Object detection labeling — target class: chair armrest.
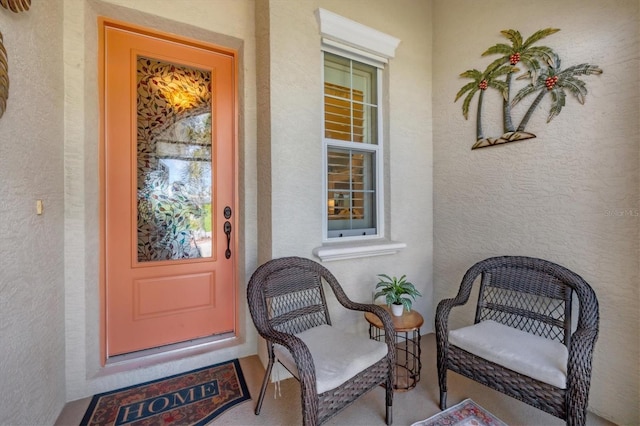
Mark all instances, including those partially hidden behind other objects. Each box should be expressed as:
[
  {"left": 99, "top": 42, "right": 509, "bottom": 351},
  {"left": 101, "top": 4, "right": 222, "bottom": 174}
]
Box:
[
  {"left": 564, "top": 326, "right": 598, "bottom": 424},
  {"left": 566, "top": 273, "right": 599, "bottom": 392},
  {"left": 435, "top": 297, "right": 458, "bottom": 342},
  {"left": 435, "top": 279, "right": 478, "bottom": 338},
  {"left": 435, "top": 267, "right": 482, "bottom": 376},
  {"left": 435, "top": 260, "right": 488, "bottom": 340},
  {"left": 566, "top": 326, "right": 598, "bottom": 387},
  {"left": 358, "top": 303, "right": 396, "bottom": 350}
]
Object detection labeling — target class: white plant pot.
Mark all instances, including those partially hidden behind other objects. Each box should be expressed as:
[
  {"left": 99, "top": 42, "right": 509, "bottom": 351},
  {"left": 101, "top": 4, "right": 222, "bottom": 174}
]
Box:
[{"left": 391, "top": 303, "right": 404, "bottom": 317}]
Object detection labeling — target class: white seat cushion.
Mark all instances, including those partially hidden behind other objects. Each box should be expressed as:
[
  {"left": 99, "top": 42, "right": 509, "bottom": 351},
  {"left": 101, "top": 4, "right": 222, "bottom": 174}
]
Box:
[
  {"left": 273, "top": 324, "right": 388, "bottom": 394},
  {"left": 449, "top": 320, "right": 568, "bottom": 389}
]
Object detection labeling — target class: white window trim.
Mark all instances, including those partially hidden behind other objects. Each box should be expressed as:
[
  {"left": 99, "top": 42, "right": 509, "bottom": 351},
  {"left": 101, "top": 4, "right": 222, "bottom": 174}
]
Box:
[
  {"left": 313, "top": 240, "right": 407, "bottom": 262},
  {"left": 314, "top": 9, "right": 405, "bottom": 261},
  {"left": 316, "top": 8, "right": 401, "bottom": 64}
]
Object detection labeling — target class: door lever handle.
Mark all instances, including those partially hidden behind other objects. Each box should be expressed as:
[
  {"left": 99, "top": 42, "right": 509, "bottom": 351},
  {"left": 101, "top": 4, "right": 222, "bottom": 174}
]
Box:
[
  {"left": 224, "top": 221, "right": 232, "bottom": 259},
  {"left": 223, "top": 206, "right": 232, "bottom": 259}
]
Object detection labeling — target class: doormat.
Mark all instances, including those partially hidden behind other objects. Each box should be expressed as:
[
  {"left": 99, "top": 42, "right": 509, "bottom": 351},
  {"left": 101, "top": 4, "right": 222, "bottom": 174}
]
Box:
[
  {"left": 80, "top": 359, "right": 250, "bottom": 426},
  {"left": 411, "top": 398, "right": 508, "bottom": 426}
]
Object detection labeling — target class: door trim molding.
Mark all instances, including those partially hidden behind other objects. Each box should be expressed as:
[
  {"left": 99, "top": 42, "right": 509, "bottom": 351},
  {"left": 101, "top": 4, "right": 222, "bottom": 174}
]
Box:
[{"left": 98, "top": 17, "right": 238, "bottom": 366}]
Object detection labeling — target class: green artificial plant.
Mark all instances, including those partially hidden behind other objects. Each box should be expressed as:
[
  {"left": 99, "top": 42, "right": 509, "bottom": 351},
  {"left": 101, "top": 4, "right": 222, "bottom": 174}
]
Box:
[{"left": 374, "top": 274, "right": 422, "bottom": 312}]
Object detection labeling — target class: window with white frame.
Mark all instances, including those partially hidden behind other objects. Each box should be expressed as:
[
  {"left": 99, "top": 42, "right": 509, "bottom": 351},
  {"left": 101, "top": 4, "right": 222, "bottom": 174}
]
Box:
[
  {"left": 323, "top": 52, "right": 380, "bottom": 239},
  {"left": 315, "top": 9, "right": 401, "bottom": 256}
]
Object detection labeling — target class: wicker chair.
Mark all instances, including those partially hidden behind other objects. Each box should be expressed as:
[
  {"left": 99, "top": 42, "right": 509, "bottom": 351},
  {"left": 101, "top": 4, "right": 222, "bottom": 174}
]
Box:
[
  {"left": 247, "top": 256, "right": 395, "bottom": 426},
  {"left": 436, "top": 256, "right": 599, "bottom": 426}
]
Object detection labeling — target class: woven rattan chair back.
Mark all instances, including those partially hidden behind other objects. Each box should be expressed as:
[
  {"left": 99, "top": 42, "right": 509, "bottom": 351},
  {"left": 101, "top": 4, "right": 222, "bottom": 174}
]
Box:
[
  {"left": 262, "top": 264, "right": 331, "bottom": 336},
  {"left": 474, "top": 260, "right": 573, "bottom": 346},
  {"left": 436, "top": 256, "right": 599, "bottom": 426}
]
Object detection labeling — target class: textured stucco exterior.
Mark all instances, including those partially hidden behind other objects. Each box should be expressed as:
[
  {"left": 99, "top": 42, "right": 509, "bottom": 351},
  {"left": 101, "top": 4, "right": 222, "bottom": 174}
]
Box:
[
  {"left": 0, "top": 2, "right": 65, "bottom": 425},
  {"left": 432, "top": 1, "right": 639, "bottom": 424},
  {"left": 0, "top": 0, "right": 637, "bottom": 425}
]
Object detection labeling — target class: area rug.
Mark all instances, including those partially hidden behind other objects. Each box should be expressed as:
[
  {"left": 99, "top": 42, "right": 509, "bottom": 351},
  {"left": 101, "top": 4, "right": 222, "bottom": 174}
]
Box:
[
  {"left": 411, "top": 398, "right": 508, "bottom": 426},
  {"left": 80, "top": 359, "right": 250, "bottom": 426}
]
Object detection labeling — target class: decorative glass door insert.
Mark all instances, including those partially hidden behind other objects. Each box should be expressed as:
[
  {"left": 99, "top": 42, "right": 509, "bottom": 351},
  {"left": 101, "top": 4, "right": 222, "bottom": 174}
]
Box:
[{"left": 136, "top": 57, "right": 213, "bottom": 262}]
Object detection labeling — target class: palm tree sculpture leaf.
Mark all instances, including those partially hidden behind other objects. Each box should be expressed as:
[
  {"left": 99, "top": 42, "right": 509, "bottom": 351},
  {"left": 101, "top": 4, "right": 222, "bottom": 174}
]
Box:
[
  {"left": 456, "top": 28, "right": 602, "bottom": 149},
  {"left": 455, "top": 64, "right": 516, "bottom": 141}
]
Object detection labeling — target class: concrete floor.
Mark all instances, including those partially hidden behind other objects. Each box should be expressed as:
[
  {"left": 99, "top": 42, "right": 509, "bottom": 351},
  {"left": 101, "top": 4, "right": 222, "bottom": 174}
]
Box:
[{"left": 55, "top": 333, "right": 615, "bottom": 425}]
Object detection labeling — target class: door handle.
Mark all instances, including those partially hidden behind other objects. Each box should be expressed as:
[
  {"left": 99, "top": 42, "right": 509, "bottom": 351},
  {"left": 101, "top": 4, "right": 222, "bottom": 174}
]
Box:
[{"left": 223, "top": 206, "right": 232, "bottom": 259}]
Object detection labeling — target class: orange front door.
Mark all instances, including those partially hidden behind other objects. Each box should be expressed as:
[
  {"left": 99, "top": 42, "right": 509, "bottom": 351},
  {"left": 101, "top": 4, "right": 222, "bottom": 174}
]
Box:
[{"left": 101, "top": 21, "right": 237, "bottom": 357}]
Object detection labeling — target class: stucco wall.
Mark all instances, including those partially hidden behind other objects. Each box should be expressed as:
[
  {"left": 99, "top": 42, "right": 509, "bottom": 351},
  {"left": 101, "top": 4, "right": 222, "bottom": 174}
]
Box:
[
  {"left": 0, "top": 2, "right": 65, "bottom": 425},
  {"left": 432, "top": 1, "right": 639, "bottom": 424},
  {"left": 4, "top": 1, "right": 635, "bottom": 424},
  {"left": 63, "top": 0, "right": 259, "bottom": 400},
  {"left": 261, "top": 0, "right": 433, "bottom": 338}
]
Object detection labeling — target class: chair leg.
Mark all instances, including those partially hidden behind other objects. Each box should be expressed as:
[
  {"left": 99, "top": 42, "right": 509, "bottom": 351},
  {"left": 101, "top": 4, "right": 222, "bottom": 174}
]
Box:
[
  {"left": 255, "top": 357, "right": 275, "bottom": 415},
  {"left": 437, "top": 360, "right": 447, "bottom": 410},
  {"left": 386, "top": 376, "right": 393, "bottom": 425},
  {"left": 439, "top": 390, "right": 447, "bottom": 410}
]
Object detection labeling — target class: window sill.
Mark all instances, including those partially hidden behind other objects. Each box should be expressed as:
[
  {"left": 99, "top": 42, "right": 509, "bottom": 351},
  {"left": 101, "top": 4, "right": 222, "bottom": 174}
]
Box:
[{"left": 313, "top": 240, "right": 406, "bottom": 262}]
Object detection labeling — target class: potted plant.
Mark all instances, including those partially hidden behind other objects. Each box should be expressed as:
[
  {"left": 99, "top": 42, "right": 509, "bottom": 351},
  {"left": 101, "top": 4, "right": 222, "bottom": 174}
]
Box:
[{"left": 374, "top": 274, "right": 421, "bottom": 316}]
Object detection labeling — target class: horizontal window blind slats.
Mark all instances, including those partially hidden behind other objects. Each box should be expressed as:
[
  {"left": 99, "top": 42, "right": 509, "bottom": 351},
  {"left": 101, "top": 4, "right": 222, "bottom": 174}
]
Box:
[
  {"left": 325, "top": 108, "right": 351, "bottom": 121},
  {"left": 324, "top": 119, "right": 363, "bottom": 129},
  {"left": 324, "top": 82, "right": 364, "bottom": 102},
  {"left": 324, "top": 81, "right": 365, "bottom": 143},
  {"left": 324, "top": 96, "right": 365, "bottom": 111},
  {"left": 325, "top": 122, "right": 364, "bottom": 134},
  {"left": 326, "top": 130, "right": 353, "bottom": 141},
  {"left": 323, "top": 55, "right": 378, "bottom": 236},
  {"left": 325, "top": 120, "right": 351, "bottom": 133},
  {"left": 325, "top": 131, "right": 364, "bottom": 142}
]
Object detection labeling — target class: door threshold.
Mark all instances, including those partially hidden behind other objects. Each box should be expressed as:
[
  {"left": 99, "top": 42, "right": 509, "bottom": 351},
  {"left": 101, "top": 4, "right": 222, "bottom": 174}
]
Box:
[{"left": 100, "top": 332, "right": 237, "bottom": 376}]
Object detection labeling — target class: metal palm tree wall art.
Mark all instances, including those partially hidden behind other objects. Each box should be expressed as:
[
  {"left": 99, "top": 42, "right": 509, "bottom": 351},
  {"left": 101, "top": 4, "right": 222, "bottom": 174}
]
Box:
[
  {"left": 0, "top": 0, "right": 31, "bottom": 119},
  {"left": 0, "top": 0, "right": 30, "bottom": 12},
  {"left": 0, "top": 32, "right": 7, "bottom": 119},
  {"left": 456, "top": 28, "right": 603, "bottom": 150}
]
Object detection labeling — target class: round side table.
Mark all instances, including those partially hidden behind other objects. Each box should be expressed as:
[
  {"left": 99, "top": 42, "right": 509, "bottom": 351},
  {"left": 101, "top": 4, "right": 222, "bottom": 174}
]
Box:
[{"left": 365, "top": 306, "right": 423, "bottom": 391}]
